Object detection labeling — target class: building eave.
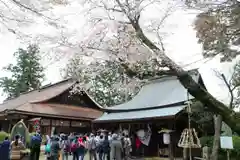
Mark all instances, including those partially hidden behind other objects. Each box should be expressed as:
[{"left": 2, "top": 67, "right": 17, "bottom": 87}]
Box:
[{"left": 6, "top": 110, "right": 96, "bottom": 121}]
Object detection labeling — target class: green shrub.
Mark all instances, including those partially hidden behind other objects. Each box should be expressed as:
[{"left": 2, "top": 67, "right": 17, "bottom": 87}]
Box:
[
  {"left": 0, "top": 131, "right": 9, "bottom": 142},
  {"left": 200, "top": 136, "right": 240, "bottom": 160},
  {"left": 231, "top": 136, "right": 240, "bottom": 158},
  {"left": 199, "top": 136, "right": 213, "bottom": 147}
]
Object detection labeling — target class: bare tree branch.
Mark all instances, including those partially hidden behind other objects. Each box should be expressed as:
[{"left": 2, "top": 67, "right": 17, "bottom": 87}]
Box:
[
  {"left": 212, "top": 69, "right": 236, "bottom": 109},
  {"left": 221, "top": 73, "right": 234, "bottom": 109}
]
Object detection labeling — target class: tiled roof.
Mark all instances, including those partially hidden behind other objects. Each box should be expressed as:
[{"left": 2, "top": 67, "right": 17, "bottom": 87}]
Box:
[
  {"left": 94, "top": 105, "right": 185, "bottom": 122},
  {"left": 0, "top": 79, "right": 103, "bottom": 120},
  {"left": 96, "top": 71, "right": 200, "bottom": 121},
  {"left": 106, "top": 76, "right": 195, "bottom": 111},
  {"left": 11, "top": 103, "right": 103, "bottom": 120},
  {"left": 0, "top": 79, "right": 76, "bottom": 112}
]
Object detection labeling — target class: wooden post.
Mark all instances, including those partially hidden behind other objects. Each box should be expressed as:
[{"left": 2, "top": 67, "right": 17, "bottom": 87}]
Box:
[
  {"left": 119, "top": 123, "right": 122, "bottom": 133},
  {"left": 8, "top": 120, "right": 12, "bottom": 133},
  {"left": 49, "top": 119, "right": 52, "bottom": 135},
  {"left": 202, "top": 146, "right": 210, "bottom": 160},
  {"left": 168, "top": 122, "right": 174, "bottom": 160},
  {"left": 183, "top": 148, "right": 188, "bottom": 160},
  {"left": 227, "top": 150, "right": 230, "bottom": 160},
  {"left": 27, "top": 121, "right": 30, "bottom": 131}
]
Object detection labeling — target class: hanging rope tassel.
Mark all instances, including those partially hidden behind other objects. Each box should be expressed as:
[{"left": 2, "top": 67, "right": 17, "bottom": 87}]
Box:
[{"left": 178, "top": 92, "right": 201, "bottom": 149}]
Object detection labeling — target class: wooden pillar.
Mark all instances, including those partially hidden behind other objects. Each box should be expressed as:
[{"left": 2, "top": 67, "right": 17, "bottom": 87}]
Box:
[
  {"left": 50, "top": 119, "right": 53, "bottom": 136},
  {"left": 168, "top": 122, "right": 174, "bottom": 160},
  {"left": 119, "top": 123, "right": 122, "bottom": 133},
  {"left": 27, "top": 120, "right": 30, "bottom": 131},
  {"left": 91, "top": 122, "right": 94, "bottom": 132},
  {"left": 183, "top": 148, "right": 188, "bottom": 160},
  {"left": 8, "top": 120, "right": 12, "bottom": 133}
]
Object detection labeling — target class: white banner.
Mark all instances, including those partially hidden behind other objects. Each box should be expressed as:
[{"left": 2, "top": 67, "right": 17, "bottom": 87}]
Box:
[{"left": 136, "top": 125, "right": 152, "bottom": 146}]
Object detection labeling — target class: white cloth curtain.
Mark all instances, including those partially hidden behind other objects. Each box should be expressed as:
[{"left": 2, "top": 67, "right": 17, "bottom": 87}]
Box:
[{"left": 136, "top": 125, "right": 152, "bottom": 146}]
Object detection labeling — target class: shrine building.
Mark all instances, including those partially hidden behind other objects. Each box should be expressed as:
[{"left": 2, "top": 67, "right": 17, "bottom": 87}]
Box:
[
  {"left": 0, "top": 78, "right": 103, "bottom": 134},
  {"left": 94, "top": 69, "right": 209, "bottom": 159}
]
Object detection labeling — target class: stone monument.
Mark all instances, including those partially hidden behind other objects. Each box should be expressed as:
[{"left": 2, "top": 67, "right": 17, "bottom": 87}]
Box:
[{"left": 10, "top": 119, "right": 29, "bottom": 146}]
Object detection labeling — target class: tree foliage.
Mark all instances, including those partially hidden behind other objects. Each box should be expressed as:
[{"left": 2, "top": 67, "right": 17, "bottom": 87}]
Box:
[
  {"left": 231, "top": 61, "right": 240, "bottom": 106},
  {"left": 195, "top": 1, "right": 240, "bottom": 61},
  {"left": 0, "top": 44, "right": 44, "bottom": 99},
  {"left": 191, "top": 101, "right": 215, "bottom": 135},
  {"left": 64, "top": 55, "right": 169, "bottom": 107},
  {"left": 61, "top": 0, "right": 240, "bottom": 134},
  {"left": 64, "top": 56, "right": 139, "bottom": 106}
]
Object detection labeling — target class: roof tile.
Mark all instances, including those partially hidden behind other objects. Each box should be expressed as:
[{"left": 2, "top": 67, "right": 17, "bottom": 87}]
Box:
[
  {"left": 0, "top": 79, "right": 75, "bottom": 112},
  {"left": 16, "top": 103, "right": 103, "bottom": 119}
]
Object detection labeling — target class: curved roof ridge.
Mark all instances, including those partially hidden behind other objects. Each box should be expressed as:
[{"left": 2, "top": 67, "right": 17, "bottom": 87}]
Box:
[
  {"left": 145, "top": 68, "right": 200, "bottom": 85},
  {"left": 102, "top": 69, "right": 200, "bottom": 111},
  {"left": 0, "top": 79, "right": 76, "bottom": 112}
]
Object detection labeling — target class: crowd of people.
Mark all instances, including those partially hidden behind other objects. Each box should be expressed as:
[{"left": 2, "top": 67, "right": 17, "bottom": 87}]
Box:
[
  {"left": 0, "top": 130, "right": 133, "bottom": 160},
  {"left": 43, "top": 131, "right": 132, "bottom": 160}
]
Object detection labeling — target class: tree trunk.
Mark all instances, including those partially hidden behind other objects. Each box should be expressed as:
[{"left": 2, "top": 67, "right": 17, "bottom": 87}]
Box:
[
  {"left": 130, "top": 22, "right": 240, "bottom": 135},
  {"left": 211, "top": 115, "right": 222, "bottom": 160}
]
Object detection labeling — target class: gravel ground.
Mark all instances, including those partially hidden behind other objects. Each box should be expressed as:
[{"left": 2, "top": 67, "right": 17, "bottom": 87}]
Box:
[
  {"left": 39, "top": 153, "right": 144, "bottom": 160},
  {"left": 40, "top": 153, "right": 89, "bottom": 160}
]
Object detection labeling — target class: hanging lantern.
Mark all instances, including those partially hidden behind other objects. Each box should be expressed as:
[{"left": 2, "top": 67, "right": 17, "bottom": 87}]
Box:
[
  {"left": 159, "top": 129, "right": 173, "bottom": 145},
  {"left": 163, "top": 132, "right": 170, "bottom": 144}
]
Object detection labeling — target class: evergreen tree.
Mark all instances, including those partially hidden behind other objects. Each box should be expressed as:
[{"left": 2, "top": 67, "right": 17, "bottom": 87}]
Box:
[{"left": 0, "top": 44, "right": 45, "bottom": 99}]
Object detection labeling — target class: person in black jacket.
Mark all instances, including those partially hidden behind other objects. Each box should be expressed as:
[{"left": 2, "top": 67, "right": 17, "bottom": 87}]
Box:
[
  {"left": 29, "top": 133, "right": 42, "bottom": 160},
  {"left": 50, "top": 136, "right": 60, "bottom": 160},
  {"left": 102, "top": 135, "right": 110, "bottom": 160}
]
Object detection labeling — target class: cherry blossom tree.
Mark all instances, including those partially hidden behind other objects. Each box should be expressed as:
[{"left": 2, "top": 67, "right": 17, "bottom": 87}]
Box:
[
  {"left": 75, "top": 0, "right": 240, "bottom": 134},
  {"left": 2, "top": 0, "right": 240, "bottom": 134}
]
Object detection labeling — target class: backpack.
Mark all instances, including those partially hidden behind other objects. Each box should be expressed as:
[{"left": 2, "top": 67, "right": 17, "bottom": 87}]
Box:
[
  {"left": 97, "top": 140, "right": 104, "bottom": 153},
  {"left": 45, "top": 143, "right": 51, "bottom": 153},
  {"left": 71, "top": 140, "right": 78, "bottom": 152},
  {"left": 78, "top": 141, "right": 85, "bottom": 150},
  {"left": 102, "top": 139, "right": 110, "bottom": 153},
  {"left": 31, "top": 136, "right": 41, "bottom": 148}
]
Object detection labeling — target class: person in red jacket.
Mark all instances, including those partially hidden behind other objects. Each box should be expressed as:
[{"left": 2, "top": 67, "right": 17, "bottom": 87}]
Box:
[
  {"left": 135, "top": 137, "right": 141, "bottom": 149},
  {"left": 135, "top": 137, "right": 142, "bottom": 157}
]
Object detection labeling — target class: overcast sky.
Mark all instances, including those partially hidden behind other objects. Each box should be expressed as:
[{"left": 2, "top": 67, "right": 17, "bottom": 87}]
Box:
[{"left": 0, "top": 0, "right": 234, "bottom": 104}]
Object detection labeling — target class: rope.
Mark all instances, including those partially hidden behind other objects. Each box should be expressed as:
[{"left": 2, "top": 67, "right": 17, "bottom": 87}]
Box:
[{"left": 187, "top": 91, "right": 192, "bottom": 160}]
